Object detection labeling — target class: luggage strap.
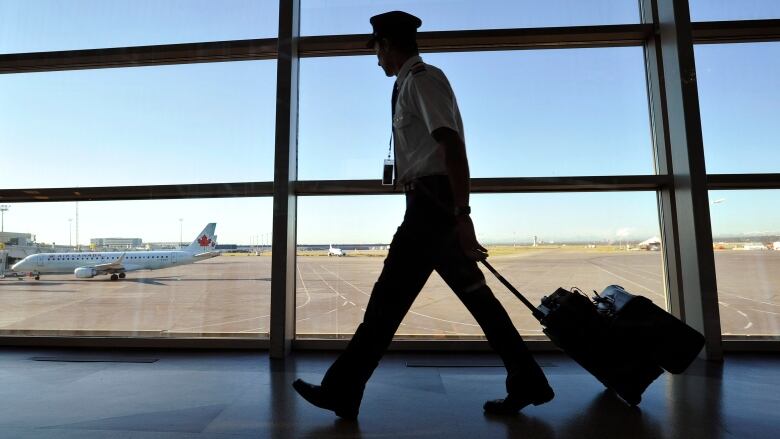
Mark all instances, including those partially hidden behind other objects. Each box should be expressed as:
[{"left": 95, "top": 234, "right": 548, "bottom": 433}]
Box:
[{"left": 481, "top": 259, "right": 545, "bottom": 321}]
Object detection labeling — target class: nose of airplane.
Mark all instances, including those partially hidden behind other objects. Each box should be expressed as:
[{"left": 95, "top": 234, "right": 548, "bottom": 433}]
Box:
[{"left": 11, "top": 258, "right": 27, "bottom": 271}]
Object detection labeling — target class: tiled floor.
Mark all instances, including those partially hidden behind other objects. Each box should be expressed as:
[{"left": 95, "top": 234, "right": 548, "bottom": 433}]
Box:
[{"left": 0, "top": 348, "right": 777, "bottom": 438}]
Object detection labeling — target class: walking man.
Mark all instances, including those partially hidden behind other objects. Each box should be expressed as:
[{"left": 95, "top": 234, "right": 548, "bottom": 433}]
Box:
[{"left": 293, "top": 11, "right": 553, "bottom": 419}]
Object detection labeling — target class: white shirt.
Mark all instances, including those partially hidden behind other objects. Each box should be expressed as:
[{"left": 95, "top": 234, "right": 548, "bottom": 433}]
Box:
[{"left": 392, "top": 55, "right": 465, "bottom": 185}]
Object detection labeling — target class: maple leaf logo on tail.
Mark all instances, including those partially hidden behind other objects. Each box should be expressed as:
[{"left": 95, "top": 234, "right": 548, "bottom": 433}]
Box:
[
  {"left": 198, "top": 235, "right": 212, "bottom": 247},
  {"left": 184, "top": 223, "right": 217, "bottom": 254}
]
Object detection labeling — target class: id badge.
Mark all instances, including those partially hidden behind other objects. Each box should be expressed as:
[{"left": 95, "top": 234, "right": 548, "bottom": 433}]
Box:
[{"left": 382, "top": 159, "right": 394, "bottom": 186}]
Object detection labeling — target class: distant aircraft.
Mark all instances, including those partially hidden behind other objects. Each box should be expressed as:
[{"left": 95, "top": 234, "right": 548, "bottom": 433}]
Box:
[
  {"left": 328, "top": 244, "right": 346, "bottom": 257},
  {"left": 713, "top": 198, "right": 726, "bottom": 204},
  {"left": 11, "top": 223, "right": 219, "bottom": 281},
  {"left": 638, "top": 236, "right": 662, "bottom": 251}
]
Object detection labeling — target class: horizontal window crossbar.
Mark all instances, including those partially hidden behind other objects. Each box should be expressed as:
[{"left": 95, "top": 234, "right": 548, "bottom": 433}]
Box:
[
  {"left": 0, "top": 182, "right": 274, "bottom": 203},
  {"left": 2, "top": 20, "right": 777, "bottom": 74},
  {"left": 707, "top": 173, "right": 780, "bottom": 190},
  {"left": 692, "top": 19, "right": 780, "bottom": 44},
  {"left": 296, "top": 175, "right": 668, "bottom": 195},
  {"left": 0, "top": 24, "right": 650, "bottom": 74},
  {"left": 0, "top": 38, "right": 279, "bottom": 74},
  {"left": 299, "top": 24, "right": 652, "bottom": 57},
  {"left": 0, "top": 176, "right": 667, "bottom": 203}
]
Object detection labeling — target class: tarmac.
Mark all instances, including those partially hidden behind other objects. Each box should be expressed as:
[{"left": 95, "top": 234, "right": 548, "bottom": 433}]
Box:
[{"left": 0, "top": 250, "right": 777, "bottom": 338}]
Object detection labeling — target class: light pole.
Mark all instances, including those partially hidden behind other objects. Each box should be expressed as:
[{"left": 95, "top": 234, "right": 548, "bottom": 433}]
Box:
[
  {"left": 0, "top": 205, "right": 9, "bottom": 232},
  {"left": 179, "top": 218, "right": 183, "bottom": 248},
  {"left": 68, "top": 218, "right": 73, "bottom": 247},
  {"left": 74, "top": 201, "right": 79, "bottom": 251}
]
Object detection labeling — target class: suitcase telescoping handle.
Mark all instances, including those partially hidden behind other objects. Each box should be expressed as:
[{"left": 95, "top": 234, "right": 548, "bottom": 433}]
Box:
[{"left": 481, "top": 259, "right": 546, "bottom": 321}]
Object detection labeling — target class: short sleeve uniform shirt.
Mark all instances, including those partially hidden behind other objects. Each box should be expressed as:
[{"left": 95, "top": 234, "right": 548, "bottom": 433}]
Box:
[{"left": 392, "top": 55, "right": 465, "bottom": 185}]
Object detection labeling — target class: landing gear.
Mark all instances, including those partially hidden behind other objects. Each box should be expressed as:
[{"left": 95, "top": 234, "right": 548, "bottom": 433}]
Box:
[
  {"left": 34, "top": 275, "right": 40, "bottom": 280},
  {"left": 118, "top": 273, "right": 126, "bottom": 279},
  {"left": 110, "top": 274, "right": 119, "bottom": 281}
]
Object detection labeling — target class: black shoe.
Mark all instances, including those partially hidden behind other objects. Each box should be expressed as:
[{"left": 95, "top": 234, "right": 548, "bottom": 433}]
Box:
[
  {"left": 483, "top": 386, "right": 554, "bottom": 415},
  {"left": 292, "top": 379, "right": 359, "bottom": 420}
]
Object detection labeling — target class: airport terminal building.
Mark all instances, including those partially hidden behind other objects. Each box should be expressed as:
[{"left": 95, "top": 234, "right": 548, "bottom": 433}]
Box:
[
  {"left": 0, "top": 231, "right": 39, "bottom": 275},
  {"left": 0, "top": 2, "right": 778, "bottom": 438},
  {"left": 89, "top": 237, "right": 143, "bottom": 250},
  {"left": 0, "top": 231, "right": 34, "bottom": 248}
]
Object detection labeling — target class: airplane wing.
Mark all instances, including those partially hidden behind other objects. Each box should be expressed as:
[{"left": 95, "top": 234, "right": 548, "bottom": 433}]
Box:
[{"left": 93, "top": 253, "right": 127, "bottom": 273}]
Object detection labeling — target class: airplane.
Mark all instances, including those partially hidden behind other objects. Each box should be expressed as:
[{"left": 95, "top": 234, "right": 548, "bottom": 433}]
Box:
[
  {"left": 11, "top": 223, "right": 219, "bottom": 281},
  {"left": 638, "top": 236, "right": 662, "bottom": 251},
  {"left": 328, "top": 244, "right": 346, "bottom": 257}
]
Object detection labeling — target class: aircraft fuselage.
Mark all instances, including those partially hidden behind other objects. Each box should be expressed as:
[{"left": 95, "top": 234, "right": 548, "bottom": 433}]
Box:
[{"left": 11, "top": 250, "right": 210, "bottom": 276}]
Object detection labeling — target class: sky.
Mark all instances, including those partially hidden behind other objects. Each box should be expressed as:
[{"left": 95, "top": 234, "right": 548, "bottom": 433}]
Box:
[{"left": 1, "top": 1, "right": 779, "bottom": 245}]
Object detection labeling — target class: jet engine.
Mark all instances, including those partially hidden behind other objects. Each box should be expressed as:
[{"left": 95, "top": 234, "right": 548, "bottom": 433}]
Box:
[{"left": 74, "top": 267, "right": 98, "bottom": 278}]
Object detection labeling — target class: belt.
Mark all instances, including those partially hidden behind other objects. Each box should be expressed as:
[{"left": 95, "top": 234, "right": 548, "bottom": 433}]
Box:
[
  {"left": 402, "top": 181, "right": 418, "bottom": 192},
  {"left": 402, "top": 175, "right": 450, "bottom": 193}
]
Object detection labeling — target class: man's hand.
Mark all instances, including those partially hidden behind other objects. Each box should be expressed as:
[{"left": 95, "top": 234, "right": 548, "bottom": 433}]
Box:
[{"left": 455, "top": 215, "right": 488, "bottom": 261}]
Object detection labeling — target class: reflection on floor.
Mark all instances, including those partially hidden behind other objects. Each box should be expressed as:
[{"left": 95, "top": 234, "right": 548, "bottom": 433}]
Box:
[{"left": 0, "top": 348, "right": 777, "bottom": 438}]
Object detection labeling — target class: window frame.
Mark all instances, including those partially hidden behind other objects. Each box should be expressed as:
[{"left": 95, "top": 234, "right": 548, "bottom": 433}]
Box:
[{"left": 0, "top": 0, "right": 778, "bottom": 354}]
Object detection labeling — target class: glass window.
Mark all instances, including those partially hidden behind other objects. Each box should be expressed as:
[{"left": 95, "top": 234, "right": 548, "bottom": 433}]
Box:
[
  {"left": 710, "top": 190, "right": 780, "bottom": 336},
  {"left": 301, "top": 0, "right": 639, "bottom": 36},
  {"left": 696, "top": 43, "right": 780, "bottom": 174},
  {"left": 690, "top": 0, "right": 780, "bottom": 22},
  {"left": 298, "top": 48, "right": 653, "bottom": 181},
  {"left": 0, "top": 61, "right": 276, "bottom": 189},
  {"left": 0, "top": 0, "right": 278, "bottom": 54},
  {"left": 0, "top": 197, "right": 272, "bottom": 338},
  {"left": 296, "top": 192, "right": 663, "bottom": 339}
]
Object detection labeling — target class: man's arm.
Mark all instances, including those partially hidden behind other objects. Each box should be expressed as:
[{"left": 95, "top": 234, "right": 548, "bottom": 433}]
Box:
[{"left": 432, "top": 127, "right": 488, "bottom": 261}]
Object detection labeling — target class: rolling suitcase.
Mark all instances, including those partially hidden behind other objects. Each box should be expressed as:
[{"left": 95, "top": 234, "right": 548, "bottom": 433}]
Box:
[
  {"left": 595, "top": 285, "right": 705, "bottom": 374},
  {"left": 481, "top": 259, "right": 704, "bottom": 406}
]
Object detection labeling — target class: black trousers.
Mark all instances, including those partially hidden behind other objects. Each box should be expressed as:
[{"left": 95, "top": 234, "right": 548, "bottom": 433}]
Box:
[{"left": 321, "top": 176, "right": 549, "bottom": 403}]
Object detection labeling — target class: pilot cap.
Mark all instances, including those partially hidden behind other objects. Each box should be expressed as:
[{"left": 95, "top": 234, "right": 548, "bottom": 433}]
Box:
[{"left": 367, "top": 11, "right": 422, "bottom": 48}]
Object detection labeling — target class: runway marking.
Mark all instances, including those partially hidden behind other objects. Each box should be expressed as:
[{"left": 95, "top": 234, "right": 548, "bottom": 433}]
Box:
[
  {"left": 170, "top": 313, "right": 270, "bottom": 332},
  {"left": 736, "top": 310, "right": 753, "bottom": 330},
  {"left": 595, "top": 258, "right": 664, "bottom": 281},
  {"left": 401, "top": 326, "right": 459, "bottom": 335},
  {"left": 588, "top": 261, "right": 666, "bottom": 299},
  {"left": 310, "top": 266, "right": 355, "bottom": 303},
  {"left": 319, "top": 264, "right": 481, "bottom": 328},
  {"left": 293, "top": 264, "right": 362, "bottom": 326},
  {"left": 486, "top": 261, "right": 549, "bottom": 295},
  {"left": 295, "top": 263, "right": 312, "bottom": 309},
  {"left": 588, "top": 262, "right": 665, "bottom": 299},
  {"left": 0, "top": 280, "right": 118, "bottom": 330},
  {"left": 720, "top": 291, "right": 780, "bottom": 308},
  {"left": 405, "top": 312, "right": 480, "bottom": 328},
  {"left": 718, "top": 301, "right": 753, "bottom": 330},
  {"left": 318, "top": 265, "right": 369, "bottom": 298},
  {"left": 749, "top": 308, "right": 780, "bottom": 316}
]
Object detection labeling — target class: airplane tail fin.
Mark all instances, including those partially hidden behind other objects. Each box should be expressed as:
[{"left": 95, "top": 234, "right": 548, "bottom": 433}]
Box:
[{"left": 184, "top": 223, "right": 217, "bottom": 254}]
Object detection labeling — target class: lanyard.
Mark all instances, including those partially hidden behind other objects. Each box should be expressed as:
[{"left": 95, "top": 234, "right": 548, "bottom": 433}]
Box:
[{"left": 387, "top": 130, "right": 393, "bottom": 159}]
